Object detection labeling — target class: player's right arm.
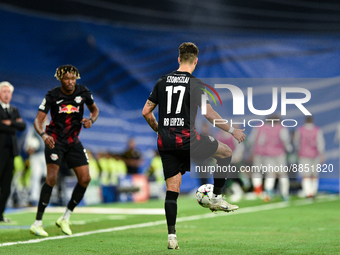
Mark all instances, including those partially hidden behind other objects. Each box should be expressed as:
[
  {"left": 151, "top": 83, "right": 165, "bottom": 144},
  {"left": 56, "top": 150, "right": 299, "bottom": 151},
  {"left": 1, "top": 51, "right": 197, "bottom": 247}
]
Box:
[
  {"left": 142, "top": 99, "right": 158, "bottom": 133},
  {"left": 34, "top": 111, "right": 55, "bottom": 149},
  {"left": 143, "top": 79, "right": 161, "bottom": 133},
  {"left": 36, "top": 92, "right": 55, "bottom": 149}
]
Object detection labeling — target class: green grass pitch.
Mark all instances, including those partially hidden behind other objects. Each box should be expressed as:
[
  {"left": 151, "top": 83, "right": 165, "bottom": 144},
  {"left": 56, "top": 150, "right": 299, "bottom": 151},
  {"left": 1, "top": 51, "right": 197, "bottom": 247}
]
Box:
[{"left": 0, "top": 195, "right": 339, "bottom": 254}]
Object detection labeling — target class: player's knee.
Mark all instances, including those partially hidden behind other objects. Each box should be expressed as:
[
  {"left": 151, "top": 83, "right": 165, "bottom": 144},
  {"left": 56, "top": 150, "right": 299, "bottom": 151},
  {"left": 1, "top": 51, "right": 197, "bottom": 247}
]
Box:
[
  {"left": 45, "top": 175, "right": 57, "bottom": 187},
  {"left": 225, "top": 149, "right": 232, "bottom": 158},
  {"left": 214, "top": 142, "right": 232, "bottom": 159},
  {"left": 79, "top": 175, "right": 91, "bottom": 187},
  {"left": 166, "top": 182, "right": 180, "bottom": 193},
  {"left": 167, "top": 186, "right": 180, "bottom": 193},
  {"left": 46, "top": 164, "right": 59, "bottom": 186},
  {"left": 220, "top": 145, "right": 232, "bottom": 158}
]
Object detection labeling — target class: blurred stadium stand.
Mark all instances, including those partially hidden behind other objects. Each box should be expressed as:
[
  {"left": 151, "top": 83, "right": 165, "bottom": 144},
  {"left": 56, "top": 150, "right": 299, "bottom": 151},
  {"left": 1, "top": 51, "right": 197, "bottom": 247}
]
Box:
[
  {"left": 2, "top": 0, "right": 340, "bottom": 32},
  {"left": 0, "top": 1, "right": 339, "bottom": 193}
]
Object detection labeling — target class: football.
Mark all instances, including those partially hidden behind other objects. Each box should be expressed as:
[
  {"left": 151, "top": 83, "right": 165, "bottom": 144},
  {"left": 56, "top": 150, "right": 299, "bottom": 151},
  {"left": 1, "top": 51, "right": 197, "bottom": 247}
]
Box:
[
  {"left": 195, "top": 184, "right": 214, "bottom": 208},
  {"left": 26, "top": 136, "right": 40, "bottom": 151}
]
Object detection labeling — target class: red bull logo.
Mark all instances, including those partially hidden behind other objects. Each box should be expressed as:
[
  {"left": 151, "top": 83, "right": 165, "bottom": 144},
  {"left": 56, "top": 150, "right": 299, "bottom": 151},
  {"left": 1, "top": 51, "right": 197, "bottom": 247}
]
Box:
[{"left": 58, "top": 104, "right": 80, "bottom": 114}]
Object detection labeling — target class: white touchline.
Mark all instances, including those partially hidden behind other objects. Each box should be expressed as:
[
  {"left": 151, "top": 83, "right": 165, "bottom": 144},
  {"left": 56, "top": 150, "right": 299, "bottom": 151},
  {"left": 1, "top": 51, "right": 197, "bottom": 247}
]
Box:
[
  {"left": 0, "top": 195, "right": 337, "bottom": 248},
  {"left": 16, "top": 207, "right": 165, "bottom": 215}
]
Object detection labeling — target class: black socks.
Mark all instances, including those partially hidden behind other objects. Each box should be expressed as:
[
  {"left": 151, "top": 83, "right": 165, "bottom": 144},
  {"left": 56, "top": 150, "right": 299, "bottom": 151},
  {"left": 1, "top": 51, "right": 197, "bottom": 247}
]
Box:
[
  {"left": 36, "top": 183, "right": 53, "bottom": 220},
  {"left": 213, "top": 156, "right": 232, "bottom": 195},
  {"left": 67, "top": 183, "right": 87, "bottom": 211},
  {"left": 165, "top": 191, "right": 179, "bottom": 234},
  {"left": 36, "top": 182, "right": 87, "bottom": 220}
]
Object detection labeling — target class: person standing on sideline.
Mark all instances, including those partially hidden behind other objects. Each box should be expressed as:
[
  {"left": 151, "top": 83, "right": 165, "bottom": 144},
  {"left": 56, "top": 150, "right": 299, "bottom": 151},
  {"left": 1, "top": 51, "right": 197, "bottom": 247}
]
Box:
[
  {"left": 30, "top": 65, "right": 99, "bottom": 236},
  {"left": 262, "top": 116, "right": 293, "bottom": 201},
  {"left": 122, "top": 138, "right": 142, "bottom": 174},
  {"left": 294, "top": 116, "right": 325, "bottom": 198},
  {"left": 0, "top": 81, "right": 26, "bottom": 222},
  {"left": 248, "top": 124, "right": 266, "bottom": 197},
  {"left": 24, "top": 116, "right": 49, "bottom": 206},
  {"left": 142, "top": 42, "right": 246, "bottom": 249}
]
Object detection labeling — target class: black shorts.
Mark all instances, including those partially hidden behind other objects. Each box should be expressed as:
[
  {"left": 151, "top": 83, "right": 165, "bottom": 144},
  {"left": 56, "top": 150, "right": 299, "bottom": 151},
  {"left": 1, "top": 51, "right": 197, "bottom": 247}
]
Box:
[
  {"left": 191, "top": 134, "right": 219, "bottom": 161},
  {"left": 45, "top": 141, "right": 89, "bottom": 168},
  {"left": 159, "top": 150, "right": 190, "bottom": 180}
]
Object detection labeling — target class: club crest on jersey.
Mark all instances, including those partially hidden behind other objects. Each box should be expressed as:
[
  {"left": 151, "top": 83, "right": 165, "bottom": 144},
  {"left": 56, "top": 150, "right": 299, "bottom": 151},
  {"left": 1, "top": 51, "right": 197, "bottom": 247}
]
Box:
[
  {"left": 58, "top": 104, "right": 80, "bottom": 114},
  {"left": 208, "top": 135, "right": 215, "bottom": 142},
  {"left": 50, "top": 153, "right": 58, "bottom": 161},
  {"left": 74, "top": 96, "right": 82, "bottom": 103}
]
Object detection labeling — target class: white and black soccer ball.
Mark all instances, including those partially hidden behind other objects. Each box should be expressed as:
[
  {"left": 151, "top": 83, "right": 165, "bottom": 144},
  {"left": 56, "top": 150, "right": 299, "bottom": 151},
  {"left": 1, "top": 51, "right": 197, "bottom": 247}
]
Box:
[
  {"left": 195, "top": 184, "right": 214, "bottom": 208},
  {"left": 26, "top": 136, "right": 40, "bottom": 151}
]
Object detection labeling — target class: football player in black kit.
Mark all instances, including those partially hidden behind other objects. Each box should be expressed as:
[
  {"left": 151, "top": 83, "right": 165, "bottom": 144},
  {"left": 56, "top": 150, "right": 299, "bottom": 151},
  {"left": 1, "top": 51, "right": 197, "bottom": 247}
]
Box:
[
  {"left": 142, "top": 42, "right": 246, "bottom": 249},
  {"left": 30, "top": 65, "right": 99, "bottom": 237}
]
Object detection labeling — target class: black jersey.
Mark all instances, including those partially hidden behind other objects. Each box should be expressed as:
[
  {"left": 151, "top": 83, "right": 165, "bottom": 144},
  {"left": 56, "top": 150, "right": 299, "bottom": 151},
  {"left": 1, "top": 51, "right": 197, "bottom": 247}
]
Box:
[
  {"left": 148, "top": 71, "right": 209, "bottom": 151},
  {"left": 38, "top": 84, "right": 94, "bottom": 145}
]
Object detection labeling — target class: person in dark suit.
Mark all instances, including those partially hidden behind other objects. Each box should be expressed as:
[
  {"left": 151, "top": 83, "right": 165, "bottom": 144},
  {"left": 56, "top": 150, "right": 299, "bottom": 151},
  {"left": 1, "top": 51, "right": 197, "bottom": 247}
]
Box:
[{"left": 0, "top": 81, "right": 26, "bottom": 222}]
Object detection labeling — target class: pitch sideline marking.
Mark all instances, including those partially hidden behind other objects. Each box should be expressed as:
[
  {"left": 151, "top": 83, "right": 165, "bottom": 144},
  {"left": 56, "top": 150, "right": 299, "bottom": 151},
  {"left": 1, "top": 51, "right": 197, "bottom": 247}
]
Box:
[
  {"left": 8, "top": 207, "right": 165, "bottom": 215},
  {"left": 0, "top": 195, "right": 338, "bottom": 247}
]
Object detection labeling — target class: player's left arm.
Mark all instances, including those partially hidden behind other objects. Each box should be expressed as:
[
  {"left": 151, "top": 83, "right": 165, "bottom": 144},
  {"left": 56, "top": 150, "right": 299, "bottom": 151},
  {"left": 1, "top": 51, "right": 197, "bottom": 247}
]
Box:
[
  {"left": 142, "top": 99, "right": 158, "bottom": 133},
  {"left": 203, "top": 104, "right": 245, "bottom": 143},
  {"left": 82, "top": 102, "right": 99, "bottom": 129}
]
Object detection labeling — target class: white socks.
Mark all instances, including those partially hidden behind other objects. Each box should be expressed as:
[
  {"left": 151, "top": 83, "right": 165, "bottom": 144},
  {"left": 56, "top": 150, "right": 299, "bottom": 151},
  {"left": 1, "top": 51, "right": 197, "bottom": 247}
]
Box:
[
  {"left": 33, "top": 220, "right": 42, "bottom": 227},
  {"left": 312, "top": 178, "right": 319, "bottom": 196},
  {"left": 302, "top": 178, "right": 318, "bottom": 197},
  {"left": 32, "top": 209, "right": 72, "bottom": 227},
  {"left": 265, "top": 177, "right": 289, "bottom": 198},
  {"left": 264, "top": 178, "right": 276, "bottom": 192},
  {"left": 211, "top": 194, "right": 222, "bottom": 203},
  {"left": 63, "top": 209, "right": 72, "bottom": 221},
  {"left": 279, "top": 178, "right": 290, "bottom": 198}
]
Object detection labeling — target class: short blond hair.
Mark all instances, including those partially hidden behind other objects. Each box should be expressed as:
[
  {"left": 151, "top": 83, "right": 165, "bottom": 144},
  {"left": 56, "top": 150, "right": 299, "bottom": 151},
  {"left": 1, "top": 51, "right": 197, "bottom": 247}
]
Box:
[{"left": 0, "top": 81, "right": 14, "bottom": 93}]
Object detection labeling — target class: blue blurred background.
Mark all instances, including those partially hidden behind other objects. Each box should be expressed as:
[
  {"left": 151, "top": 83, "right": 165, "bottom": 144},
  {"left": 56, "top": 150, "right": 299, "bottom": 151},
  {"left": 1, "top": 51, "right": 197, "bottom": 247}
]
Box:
[{"left": 1, "top": 0, "right": 339, "bottom": 196}]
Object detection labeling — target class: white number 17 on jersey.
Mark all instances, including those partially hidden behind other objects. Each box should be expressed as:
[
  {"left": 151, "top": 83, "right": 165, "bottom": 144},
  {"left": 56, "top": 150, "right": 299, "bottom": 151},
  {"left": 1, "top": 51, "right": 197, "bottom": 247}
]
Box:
[{"left": 165, "top": 85, "right": 186, "bottom": 114}]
